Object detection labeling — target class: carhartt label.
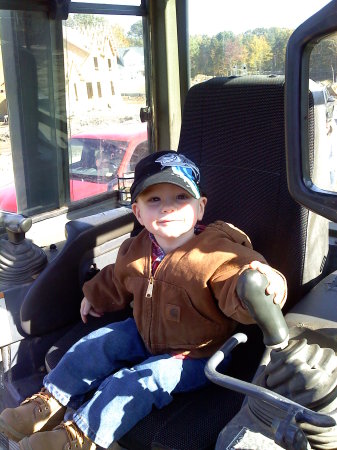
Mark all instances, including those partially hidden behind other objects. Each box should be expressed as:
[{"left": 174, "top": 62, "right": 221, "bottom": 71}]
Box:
[{"left": 165, "top": 304, "right": 181, "bottom": 322}]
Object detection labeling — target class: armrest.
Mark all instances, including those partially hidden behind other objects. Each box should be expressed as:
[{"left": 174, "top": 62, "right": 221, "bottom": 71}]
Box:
[
  {"left": 20, "top": 208, "right": 134, "bottom": 336},
  {"left": 0, "top": 285, "right": 31, "bottom": 348}
]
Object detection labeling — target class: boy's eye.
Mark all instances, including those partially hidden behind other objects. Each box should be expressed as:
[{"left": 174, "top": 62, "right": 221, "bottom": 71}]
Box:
[
  {"left": 148, "top": 196, "right": 160, "bottom": 202},
  {"left": 177, "top": 193, "right": 189, "bottom": 200}
]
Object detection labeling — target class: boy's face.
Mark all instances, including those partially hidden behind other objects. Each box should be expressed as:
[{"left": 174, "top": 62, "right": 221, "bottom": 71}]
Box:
[{"left": 132, "top": 183, "right": 207, "bottom": 247}]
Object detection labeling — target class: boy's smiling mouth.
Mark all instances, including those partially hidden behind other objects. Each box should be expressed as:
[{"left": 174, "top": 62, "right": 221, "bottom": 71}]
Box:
[{"left": 158, "top": 219, "right": 182, "bottom": 224}]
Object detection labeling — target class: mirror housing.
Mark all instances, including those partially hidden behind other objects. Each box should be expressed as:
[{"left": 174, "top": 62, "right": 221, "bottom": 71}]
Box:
[{"left": 285, "top": 0, "right": 337, "bottom": 221}]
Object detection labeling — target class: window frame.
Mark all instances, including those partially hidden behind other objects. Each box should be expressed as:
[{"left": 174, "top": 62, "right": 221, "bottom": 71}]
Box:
[{"left": 0, "top": 0, "right": 151, "bottom": 221}]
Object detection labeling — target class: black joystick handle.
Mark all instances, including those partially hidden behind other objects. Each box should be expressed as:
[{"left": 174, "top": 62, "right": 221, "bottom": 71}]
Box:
[{"left": 236, "top": 269, "right": 289, "bottom": 348}]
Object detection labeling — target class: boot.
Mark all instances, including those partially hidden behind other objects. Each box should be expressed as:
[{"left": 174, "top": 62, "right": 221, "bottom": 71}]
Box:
[
  {"left": 19, "top": 420, "right": 96, "bottom": 449},
  {"left": 0, "top": 388, "right": 66, "bottom": 442}
]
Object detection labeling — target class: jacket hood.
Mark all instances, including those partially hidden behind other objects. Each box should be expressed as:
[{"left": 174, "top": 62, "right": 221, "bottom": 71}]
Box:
[{"left": 205, "top": 221, "right": 253, "bottom": 249}]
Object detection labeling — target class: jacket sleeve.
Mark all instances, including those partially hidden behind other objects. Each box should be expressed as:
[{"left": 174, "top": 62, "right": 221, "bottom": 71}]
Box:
[
  {"left": 210, "top": 262, "right": 287, "bottom": 325},
  {"left": 210, "top": 264, "right": 257, "bottom": 324},
  {"left": 82, "top": 235, "right": 137, "bottom": 313},
  {"left": 82, "top": 263, "right": 133, "bottom": 313}
]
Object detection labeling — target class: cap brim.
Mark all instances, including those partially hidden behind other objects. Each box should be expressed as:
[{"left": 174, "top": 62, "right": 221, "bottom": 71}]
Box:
[{"left": 131, "top": 169, "right": 200, "bottom": 203}]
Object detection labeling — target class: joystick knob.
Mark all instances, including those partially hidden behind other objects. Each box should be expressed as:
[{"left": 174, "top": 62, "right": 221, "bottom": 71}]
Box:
[{"left": 236, "top": 269, "right": 289, "bottom": 348}]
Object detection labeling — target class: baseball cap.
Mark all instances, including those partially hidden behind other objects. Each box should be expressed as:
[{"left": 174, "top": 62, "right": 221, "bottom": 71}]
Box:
[{"left": 130, "top": 151, "right": 201, "bottom": 203}]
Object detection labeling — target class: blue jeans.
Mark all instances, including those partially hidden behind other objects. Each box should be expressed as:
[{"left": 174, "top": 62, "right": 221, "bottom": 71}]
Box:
[{"left": 43, "top": 318, "right": 213, "bottom": 448}]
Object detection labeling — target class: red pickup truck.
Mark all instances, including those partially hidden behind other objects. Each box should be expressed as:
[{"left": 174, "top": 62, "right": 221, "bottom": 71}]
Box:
[{"left": 0, "top": 124, "right": 148, "bottom": 212}]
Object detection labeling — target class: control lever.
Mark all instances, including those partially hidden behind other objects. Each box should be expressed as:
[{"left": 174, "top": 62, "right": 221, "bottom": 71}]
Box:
[
  {"left": 236, "top": 268, "right": 289, "bottom": 348},
  {"left": 0, "top": 213, "right": 47, "bottom": 286},
  {"left": 205, "top": 269, "right": 336, "bottom": 450},
  {"left": 205, "top": 334, "right": 336, "bottom": 450},
  {"left": 2, "top": 213, "right": 32, "bottom": 244}
]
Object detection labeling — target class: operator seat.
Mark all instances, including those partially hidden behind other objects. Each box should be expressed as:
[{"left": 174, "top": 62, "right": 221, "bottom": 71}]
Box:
[
  {"left": 23, "top": 75, "right": 330, "bottom": 450},
  {"left": 118, "top": 75, "right": 331, "bottom": 449}
]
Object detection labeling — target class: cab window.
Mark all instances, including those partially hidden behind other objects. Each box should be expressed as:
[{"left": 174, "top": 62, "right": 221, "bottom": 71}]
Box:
[
  {"left": 0, "top": 4, "right": 149, "bottom": 215},
  {"left": 188, "top": 0, "right": 331, "bottom": 84}
]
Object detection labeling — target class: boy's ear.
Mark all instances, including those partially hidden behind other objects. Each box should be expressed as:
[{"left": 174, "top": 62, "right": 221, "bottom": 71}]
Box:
[
  {"left": 132, "top": 203, "right": 144, "bottom": 225},
  {"left": 197, "top": 196, "right": 207, "bottom": 221}
]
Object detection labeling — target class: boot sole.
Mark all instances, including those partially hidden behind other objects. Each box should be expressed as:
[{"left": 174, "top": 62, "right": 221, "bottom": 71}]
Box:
[{"left": 0, "top": 416, "right": 26, "bottom": 442}]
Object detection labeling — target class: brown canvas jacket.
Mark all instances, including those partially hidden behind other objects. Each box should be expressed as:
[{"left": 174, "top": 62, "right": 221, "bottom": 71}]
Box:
[{"left": 83, "top": 220, "right": 286, "bottom": 358}]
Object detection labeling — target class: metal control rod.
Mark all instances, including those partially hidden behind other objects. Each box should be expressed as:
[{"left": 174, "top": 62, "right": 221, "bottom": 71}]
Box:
[{"left": 205, "top": 333, "right": 336, "bottom": 429}]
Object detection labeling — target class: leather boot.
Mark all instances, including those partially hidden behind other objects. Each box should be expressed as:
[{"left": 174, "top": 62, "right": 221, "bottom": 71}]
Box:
[
  {"left": 19, "top": 420, "right": 97, "bottom": 449},
  {"left": 0, "top": 388, "right": 66, "bottom": 442}
]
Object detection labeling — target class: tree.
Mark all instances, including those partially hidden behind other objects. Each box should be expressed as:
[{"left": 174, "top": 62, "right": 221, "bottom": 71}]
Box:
[
  {"left": 223, "top": 37, "right": 248, "bottom": 75},
  {"left": 310, "top": 36, "right": 337, "bottom": 82},
  {"left": 213, "top": 32, "right": 236, "bottom": 75},
  {"left": 127, "top": 21, "right": 143, "bottom": 46},
  {"left": 264, "top": 28, "right": 293, "bottom": 73},
  {"left": 190, "top": 26, "right": 294, "bottom": 78},
  {"left": 66, "top": 14, "right": 105, "bottom": 29},
  {"left": 109, "top": 25, "right": 130, "bottom": 48},
  {"left": 190, "top": 35, "right": 212, "bottom": 78},
  {"left": 245, "top": 34, "right": 272, "bottom": 73},
  {"left": 66, "top": 14, "right": 130, "bottom": 48}
]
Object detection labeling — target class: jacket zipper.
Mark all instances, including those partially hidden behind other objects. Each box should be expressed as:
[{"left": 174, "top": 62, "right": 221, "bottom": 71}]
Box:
[
  {"left": 145, "top": 243, "right": 165, "bottom": 349},
  {"left": 145, "top": 276, "right": 154, "bottom": 298},
  {"left": 145, "top": 275, "right": 154, "bottom": 352}
]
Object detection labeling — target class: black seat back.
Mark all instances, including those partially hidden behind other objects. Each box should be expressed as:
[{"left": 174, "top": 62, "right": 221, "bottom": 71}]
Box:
[{"left": 177, "top": 75, "right": 329, "bottom": 311}]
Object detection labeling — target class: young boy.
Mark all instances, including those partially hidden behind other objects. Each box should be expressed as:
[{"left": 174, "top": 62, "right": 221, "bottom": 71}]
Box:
[{"left": 0, "top": 151, "right": 287, "bottom": 450}]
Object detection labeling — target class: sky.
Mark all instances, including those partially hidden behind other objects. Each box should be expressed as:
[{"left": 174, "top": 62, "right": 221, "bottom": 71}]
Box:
[
  {"left": 69, "top": 0, "right": 333, "bottom": 35},
  {"left": 188, "top": 0, "right": 332, "bottom": 35}
]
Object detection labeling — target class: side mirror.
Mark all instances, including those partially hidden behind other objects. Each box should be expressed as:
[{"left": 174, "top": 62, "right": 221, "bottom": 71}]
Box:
[{"left": 286, "top": 0, "right": 337, "bottom": 221}]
